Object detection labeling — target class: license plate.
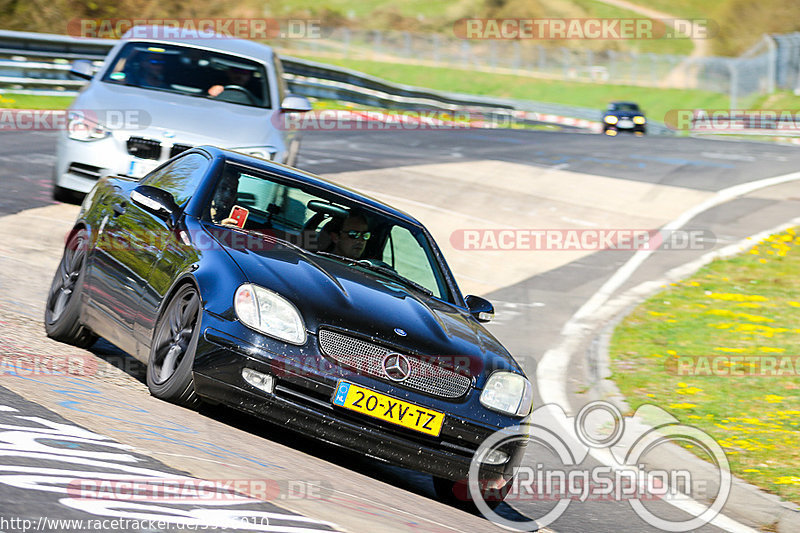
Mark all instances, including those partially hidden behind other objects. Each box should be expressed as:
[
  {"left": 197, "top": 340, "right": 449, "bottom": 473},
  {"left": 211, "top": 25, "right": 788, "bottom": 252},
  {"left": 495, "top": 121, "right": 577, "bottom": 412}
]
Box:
[
  {"left": 332, "top": 381, "right": 445, "bottom": 436},
  {"left": 129, "top": 159, "right": 160, "bottom": 178},
  {"left": 618, "top": 119, "right": 634, "bottom": 128}
]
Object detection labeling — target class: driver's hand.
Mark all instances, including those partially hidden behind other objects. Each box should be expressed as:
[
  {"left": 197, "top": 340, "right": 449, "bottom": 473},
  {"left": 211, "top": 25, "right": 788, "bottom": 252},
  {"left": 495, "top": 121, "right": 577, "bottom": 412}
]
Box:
[
  {"left": 220, "top": 217, "right": 240, "bottom": 227},
  {"left": 208, "top": 85, "right": 224, "bottom": 97}
]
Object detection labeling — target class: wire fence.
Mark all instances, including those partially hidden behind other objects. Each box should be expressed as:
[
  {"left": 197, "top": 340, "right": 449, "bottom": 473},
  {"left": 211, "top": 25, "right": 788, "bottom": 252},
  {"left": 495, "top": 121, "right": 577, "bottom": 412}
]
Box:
[{"left": 274, "top": 27, "right": 787, "bottom": 106}]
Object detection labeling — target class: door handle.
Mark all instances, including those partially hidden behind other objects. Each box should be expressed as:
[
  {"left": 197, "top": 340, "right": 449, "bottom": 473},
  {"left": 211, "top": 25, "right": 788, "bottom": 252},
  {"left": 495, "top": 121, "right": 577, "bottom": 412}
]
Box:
[{"left": 112, "top": 202, "right": 127, "bottom": 217}]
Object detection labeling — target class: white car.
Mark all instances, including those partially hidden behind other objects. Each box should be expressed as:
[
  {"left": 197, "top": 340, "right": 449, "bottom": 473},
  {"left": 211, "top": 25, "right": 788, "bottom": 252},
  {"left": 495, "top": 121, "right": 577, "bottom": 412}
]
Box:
[{"left": 54, "top": 26, "right": 311, "bottom": 201}]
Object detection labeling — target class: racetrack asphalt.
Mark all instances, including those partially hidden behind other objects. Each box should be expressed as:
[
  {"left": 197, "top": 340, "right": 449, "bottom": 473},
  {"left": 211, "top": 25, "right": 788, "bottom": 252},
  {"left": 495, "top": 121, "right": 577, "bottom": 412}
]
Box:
[{"left": 1, "top": 128, "right": 800, "bottom": 531}]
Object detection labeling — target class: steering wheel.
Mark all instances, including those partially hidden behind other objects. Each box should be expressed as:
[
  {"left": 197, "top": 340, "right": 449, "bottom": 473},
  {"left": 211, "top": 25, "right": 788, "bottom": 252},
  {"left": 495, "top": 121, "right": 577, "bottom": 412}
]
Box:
[
  {"left": 357, "top": 258, "right": 395, "bottom": 270},
  {"left": 216, "top": 85, "right": 257, "bottom": 105}
]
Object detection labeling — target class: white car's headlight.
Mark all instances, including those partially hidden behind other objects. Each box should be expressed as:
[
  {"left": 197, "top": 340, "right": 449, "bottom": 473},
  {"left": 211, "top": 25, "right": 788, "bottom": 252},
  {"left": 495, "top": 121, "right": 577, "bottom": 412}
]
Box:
[
  {"left": 480, "top": 372, "right": 533, "bottom": 416},
  {"left": 67, "top": 112, "right": 110, "bottom": 142},
  {"left": 234, "top": 284, "right": 306, "bottom": 345},
  {"left": 233, "top": 147, "right": 277, "bottom": 161}
]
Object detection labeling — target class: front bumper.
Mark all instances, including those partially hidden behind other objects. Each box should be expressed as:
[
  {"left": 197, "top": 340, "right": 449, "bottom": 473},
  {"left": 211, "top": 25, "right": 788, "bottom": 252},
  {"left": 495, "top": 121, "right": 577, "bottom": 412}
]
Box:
[
  {"left": 192, "top": 316, "right": 527, "bottom": 483},
  {"left": 54, "top": 130, "right": 288, "bottom": 194}
]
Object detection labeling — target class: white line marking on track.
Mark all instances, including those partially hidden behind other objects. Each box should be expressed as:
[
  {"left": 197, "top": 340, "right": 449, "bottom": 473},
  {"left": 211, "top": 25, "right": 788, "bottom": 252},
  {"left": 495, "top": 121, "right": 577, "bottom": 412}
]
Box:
[{"left": 537, "top": 170, "right": 800, "bottom": 533}]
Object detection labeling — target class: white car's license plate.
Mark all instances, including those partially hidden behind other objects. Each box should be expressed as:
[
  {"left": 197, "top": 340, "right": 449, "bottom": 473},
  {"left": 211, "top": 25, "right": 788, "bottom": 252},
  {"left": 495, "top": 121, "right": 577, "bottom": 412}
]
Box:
[
  {"left": 128, "top": 159, "right": 160, "bottom": 177},
  {"left": 618, "top": 119, "right": 634, "bottom": 128}
]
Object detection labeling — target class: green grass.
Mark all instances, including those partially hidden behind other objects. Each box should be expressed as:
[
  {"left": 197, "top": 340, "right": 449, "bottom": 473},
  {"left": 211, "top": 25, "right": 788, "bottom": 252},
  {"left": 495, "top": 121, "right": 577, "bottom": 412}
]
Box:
[
  {"left": 287, "top": 54, "right": 735, "bottom": 122},
  {"left": 0, "top": 93, "right": 76, "bottom": 109},
  {"left": 567, "top": 0, "right": 694, "bottom": 55},
  {"left": 609, "top": 228, "right": 800, "bottom": 503},
  {"left": 751, "top": 91, "right": 800, "bottom": 110}
]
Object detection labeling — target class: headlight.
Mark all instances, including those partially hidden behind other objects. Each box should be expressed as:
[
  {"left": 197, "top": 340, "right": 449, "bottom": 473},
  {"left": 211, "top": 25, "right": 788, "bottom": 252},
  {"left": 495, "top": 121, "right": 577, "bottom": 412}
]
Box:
[
  {"left": 234, "top": 284, "right": 306, "bottom": 345},
  {"left": 67, "top": 112, "right": 110, "bottom": 142},
  {"left": 603, "top": 115, "right": 618, "bottom": 125},
  {"left": 233, "top": 147, "right": 277, "bottom": 161},
  {"left": 480, "top": 372, "right": 533, "bottom": 416},
  {"left": 633, "top": 116, "right": 646, "bottom": 125}
]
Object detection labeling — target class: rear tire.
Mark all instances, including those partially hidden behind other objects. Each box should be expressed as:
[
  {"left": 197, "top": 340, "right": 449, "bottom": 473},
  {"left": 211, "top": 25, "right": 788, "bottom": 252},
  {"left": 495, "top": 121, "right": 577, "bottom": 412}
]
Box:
[
  {"left": 146, "top": 284, "right": 202, "bottom": 408},
  {"left": 44, "top": 228, "right": 97, "bottom": 348}
]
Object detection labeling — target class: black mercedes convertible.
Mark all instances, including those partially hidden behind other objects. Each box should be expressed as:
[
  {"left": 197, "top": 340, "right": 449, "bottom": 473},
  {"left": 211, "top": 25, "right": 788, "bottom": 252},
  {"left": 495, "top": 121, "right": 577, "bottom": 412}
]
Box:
[{"left": 45, "top": 146, "right": 531, "bottom": 505}]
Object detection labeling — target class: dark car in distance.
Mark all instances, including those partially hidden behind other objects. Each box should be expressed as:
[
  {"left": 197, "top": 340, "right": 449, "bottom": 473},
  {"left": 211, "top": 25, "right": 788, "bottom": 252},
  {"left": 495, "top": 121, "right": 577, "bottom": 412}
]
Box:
[
  {"left": 602, "top": 101, "right": 647, "bottom": 135},
  {"left": 45, "top": 146, "right": 532, "bottom": 506}
]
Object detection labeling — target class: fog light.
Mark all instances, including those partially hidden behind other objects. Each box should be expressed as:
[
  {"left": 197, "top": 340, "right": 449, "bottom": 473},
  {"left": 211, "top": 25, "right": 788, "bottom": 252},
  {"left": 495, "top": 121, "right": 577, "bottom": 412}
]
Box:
[
  {"left": 242, "top": 368, "right": 275, "bottom": 393},
  {"left": 479, "top": 448, "right": 510, "bottom": 465}
]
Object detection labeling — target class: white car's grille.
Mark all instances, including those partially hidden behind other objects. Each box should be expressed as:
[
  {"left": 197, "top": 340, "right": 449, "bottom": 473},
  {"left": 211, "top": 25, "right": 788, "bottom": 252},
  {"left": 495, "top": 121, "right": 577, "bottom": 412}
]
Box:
[{"left": 126, "top": 137, "right": 162, "bottom": 160}]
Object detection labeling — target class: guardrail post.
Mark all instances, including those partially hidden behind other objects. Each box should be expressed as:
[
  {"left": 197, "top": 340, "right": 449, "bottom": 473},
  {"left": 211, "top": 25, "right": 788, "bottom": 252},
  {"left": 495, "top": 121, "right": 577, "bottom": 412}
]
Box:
[
  {"left": 727, "top": 59, "right": 738, "bottom": 110},
  {"left": 537, "top": 45, "right": 545, "bottom": 73},
  {"left": 342, "top": 28, "right": 351, "bottom": 58},
  {"left": 372, "top": 30, "right": 382, "bottom": 59}
]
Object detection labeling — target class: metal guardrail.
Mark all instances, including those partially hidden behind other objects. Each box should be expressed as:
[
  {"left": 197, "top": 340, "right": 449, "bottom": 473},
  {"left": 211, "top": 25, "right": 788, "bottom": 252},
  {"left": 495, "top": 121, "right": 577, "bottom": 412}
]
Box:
[{"left": 0, "top": 29, "right": 673, "bottom": 134}]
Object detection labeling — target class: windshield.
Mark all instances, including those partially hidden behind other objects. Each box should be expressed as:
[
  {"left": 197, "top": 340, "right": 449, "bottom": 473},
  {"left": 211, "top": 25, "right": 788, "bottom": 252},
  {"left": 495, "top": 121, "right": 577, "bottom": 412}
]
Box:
[
  {"left": 102, "top": 42, "right": 271, "bottom": 108},
  {"left": 204, "top": 163, "right": 454, "bottom": 302},
  {"left": 609, "top": 103, "right": 640, "bottom": 112}
]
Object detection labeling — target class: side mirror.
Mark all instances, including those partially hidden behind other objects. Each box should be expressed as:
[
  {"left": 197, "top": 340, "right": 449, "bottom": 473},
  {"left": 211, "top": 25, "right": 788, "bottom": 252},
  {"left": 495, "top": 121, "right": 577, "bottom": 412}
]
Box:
[
  {"left": 465, "top": 295, "right": 494, "bottom": 323},
  {"left": 131, "top": 185, "right": 180, "bottom": 223},
  {"left": 280, "top": 95, "right": 312, "bottom": 113},
  {"left": 69, "top": 60, "right": 95, "bottom": 81}
]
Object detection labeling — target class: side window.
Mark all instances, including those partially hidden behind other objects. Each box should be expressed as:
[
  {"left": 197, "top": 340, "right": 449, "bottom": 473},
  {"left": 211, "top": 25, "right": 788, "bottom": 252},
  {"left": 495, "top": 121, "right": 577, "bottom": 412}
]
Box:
[
  {"left": 140, "top": 153, "right": 210, "bottom": 206},
  {"left": 382, "top": 225, "right": 444, "bottom": 300}
]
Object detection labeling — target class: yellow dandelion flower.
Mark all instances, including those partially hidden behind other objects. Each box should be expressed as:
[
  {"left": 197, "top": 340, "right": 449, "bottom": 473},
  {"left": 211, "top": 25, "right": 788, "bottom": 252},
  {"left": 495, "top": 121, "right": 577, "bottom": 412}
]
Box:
[
  {"left": 669, "top": 403, "right": 696, "bottom": 409},
  {"left": 706, "top": 293, "right": 768, "bottom": 302}
]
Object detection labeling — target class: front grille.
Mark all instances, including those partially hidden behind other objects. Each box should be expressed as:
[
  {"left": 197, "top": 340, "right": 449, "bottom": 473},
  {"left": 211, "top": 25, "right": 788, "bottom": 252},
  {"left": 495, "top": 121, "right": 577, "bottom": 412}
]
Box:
[
  {"left": 127, "top": 137, "right": 162, "bottom": 160},
  {"left": 67, "top": 162, "right": 103, "bottom": 180},
  {"left": 169, "top": 143, "right": 193, "bottom": 158},
  {"left": 318, "top": 329, "right": 472, "bottom": 399}
]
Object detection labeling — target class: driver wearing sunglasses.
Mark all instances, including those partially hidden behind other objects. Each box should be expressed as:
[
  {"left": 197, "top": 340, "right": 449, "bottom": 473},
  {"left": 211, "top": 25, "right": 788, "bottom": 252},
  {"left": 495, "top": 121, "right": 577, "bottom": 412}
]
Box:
[{"left": 329, "top": 213, "right": 370, "bottom": 259}]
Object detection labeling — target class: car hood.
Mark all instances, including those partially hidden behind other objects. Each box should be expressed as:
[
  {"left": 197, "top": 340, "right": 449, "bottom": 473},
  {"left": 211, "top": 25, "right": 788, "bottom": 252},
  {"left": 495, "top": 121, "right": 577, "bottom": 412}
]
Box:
[
  {"left": 74, "top": 81, "right": 280, "bottom": 147},
  {"left": 214, "top": 231, "right": 520, "bottom": 383}
]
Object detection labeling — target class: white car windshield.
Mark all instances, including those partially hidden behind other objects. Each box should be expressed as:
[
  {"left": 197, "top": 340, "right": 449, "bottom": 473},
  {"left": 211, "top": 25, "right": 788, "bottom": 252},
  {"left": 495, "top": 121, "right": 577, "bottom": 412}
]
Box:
[{"left": 102, "top": 42, "right": 271, "bottom": 108}]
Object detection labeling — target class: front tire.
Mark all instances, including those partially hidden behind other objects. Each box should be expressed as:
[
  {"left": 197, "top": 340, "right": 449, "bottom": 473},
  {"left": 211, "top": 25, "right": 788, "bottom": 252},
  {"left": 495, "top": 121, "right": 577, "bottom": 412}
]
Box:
[
  {"left": 146, "top": 284, "right": 202, "bottom": 407},
  {"left": 433, "top": 476, "right": 513, "bottom": 511},
  {"left": 44, "top": 228, "right": 97, "bottom": 348}
]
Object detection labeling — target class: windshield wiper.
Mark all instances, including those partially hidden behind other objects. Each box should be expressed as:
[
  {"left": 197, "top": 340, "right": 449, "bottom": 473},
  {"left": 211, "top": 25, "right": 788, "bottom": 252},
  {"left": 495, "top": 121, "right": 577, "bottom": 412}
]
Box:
[
  {"left": 353, "top": 260, "right": 434, "bottom": 297},
  {"left": 313, "top": 252, "right": 433, "bottom": 296}
]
